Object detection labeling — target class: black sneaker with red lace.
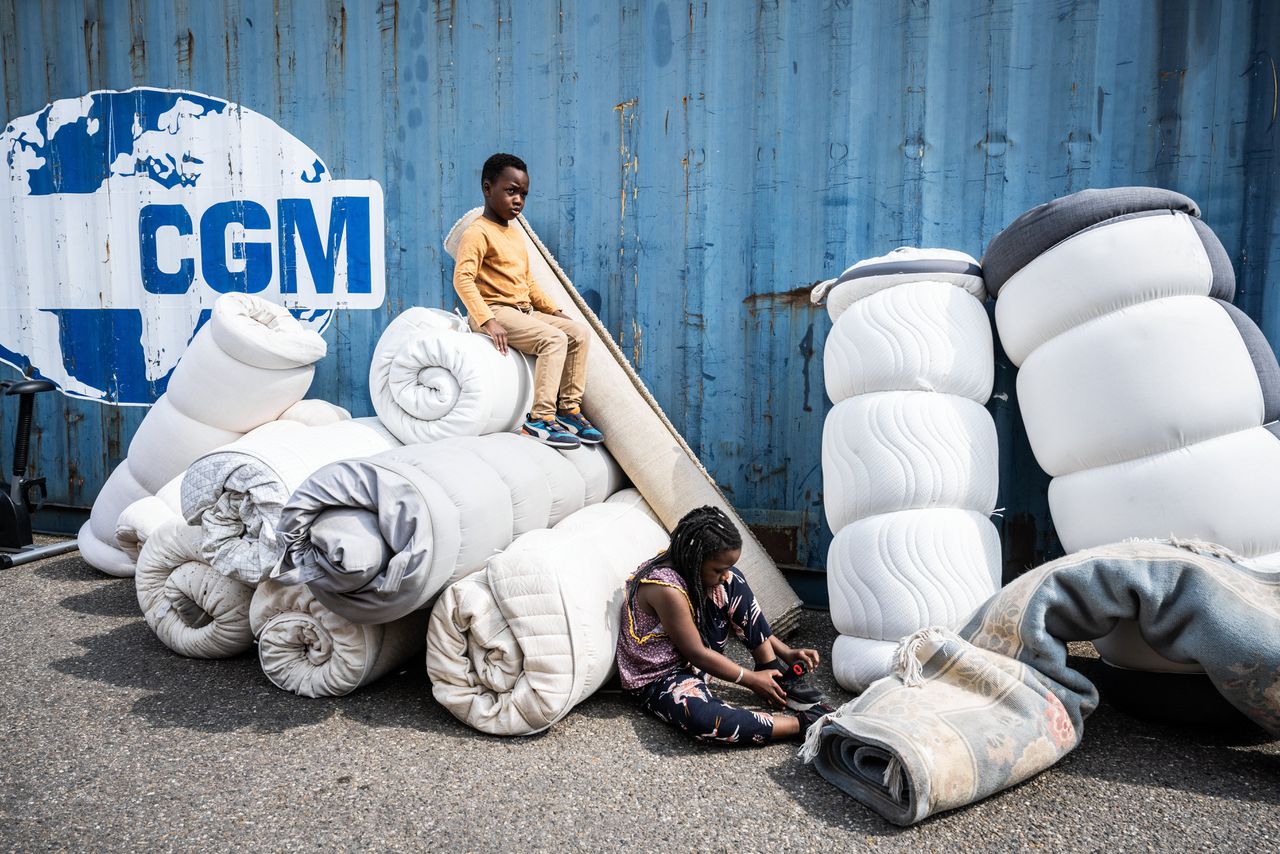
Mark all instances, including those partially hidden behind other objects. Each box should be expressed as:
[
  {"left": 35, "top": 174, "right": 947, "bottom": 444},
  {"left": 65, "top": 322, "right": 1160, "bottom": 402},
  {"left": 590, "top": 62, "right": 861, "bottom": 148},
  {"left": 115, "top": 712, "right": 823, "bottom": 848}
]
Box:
[{"left": 759, "top": 658, "right": 827, "bottom": 711}]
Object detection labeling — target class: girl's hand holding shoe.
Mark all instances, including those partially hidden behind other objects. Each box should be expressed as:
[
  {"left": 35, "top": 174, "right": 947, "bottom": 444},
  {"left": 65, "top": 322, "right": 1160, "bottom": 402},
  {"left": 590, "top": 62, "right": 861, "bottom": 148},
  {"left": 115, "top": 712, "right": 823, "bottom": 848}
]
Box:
[{"left": 742, "top": 667, "right": 787, "bottom": 708}]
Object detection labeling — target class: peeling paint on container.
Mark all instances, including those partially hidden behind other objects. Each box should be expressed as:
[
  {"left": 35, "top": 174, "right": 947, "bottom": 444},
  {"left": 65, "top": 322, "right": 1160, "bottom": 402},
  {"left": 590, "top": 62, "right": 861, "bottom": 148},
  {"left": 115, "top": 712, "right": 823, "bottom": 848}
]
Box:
[{"left": 0, "top": 1, "right": 1275, "bottom": 592}]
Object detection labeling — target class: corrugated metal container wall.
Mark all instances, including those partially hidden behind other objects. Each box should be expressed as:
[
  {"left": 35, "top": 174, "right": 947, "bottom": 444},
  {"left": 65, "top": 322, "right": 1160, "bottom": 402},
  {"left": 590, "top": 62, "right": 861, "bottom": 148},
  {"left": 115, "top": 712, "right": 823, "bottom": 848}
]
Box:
[{"left": 1, "top": 0, "right": 1276, "bottom": 587}]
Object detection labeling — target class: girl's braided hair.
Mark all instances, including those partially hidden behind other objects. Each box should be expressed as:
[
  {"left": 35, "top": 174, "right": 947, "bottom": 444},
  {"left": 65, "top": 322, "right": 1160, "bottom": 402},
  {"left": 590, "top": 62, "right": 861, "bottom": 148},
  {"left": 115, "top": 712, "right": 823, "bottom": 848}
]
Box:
[{"left": 629, "top": 505, "right": 743, "bottom": 644}]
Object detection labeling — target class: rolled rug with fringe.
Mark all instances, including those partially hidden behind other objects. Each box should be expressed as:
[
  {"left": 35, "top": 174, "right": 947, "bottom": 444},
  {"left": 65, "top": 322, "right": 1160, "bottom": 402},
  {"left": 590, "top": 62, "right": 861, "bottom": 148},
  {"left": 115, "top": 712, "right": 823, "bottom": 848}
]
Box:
[{"left": 801, "top": 539, "right": 1280, "bottom": 825}]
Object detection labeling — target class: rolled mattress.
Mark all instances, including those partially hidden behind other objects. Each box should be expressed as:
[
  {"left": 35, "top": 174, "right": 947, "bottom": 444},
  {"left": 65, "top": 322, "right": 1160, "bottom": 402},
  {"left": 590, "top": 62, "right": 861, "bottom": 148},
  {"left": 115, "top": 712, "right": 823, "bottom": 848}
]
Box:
[
  {"left": 250, "top": 579, "right": 428, "bottom": 698},
  {"left": 79, "top": 293, "right": 327, "bottom": 577},
  {"left": 445, "top": 210, "right": 801, "bottom": 634},
  {"left": 135, "top": 518, "right": 254, "bottom": 659},
  {"left": 181, "top": 417, "right": 402, "bottom": 584},
  {"left": 274, "top": 433, "right": 624, "bottom": 624},
  {"left": 369, "top": 307, "right": 535, "bottom": 445},
  {"left": 426, "top": 489, "right": 667, "bottom": 735},
  {"left": 814, "top": 250, "right": 1001, "bottom": 692}
]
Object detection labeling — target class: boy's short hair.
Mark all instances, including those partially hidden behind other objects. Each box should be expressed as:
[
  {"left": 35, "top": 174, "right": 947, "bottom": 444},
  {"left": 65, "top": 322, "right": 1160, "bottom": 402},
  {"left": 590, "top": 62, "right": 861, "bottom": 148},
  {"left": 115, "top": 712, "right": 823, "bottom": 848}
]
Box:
[{"left": 482, "top": 153, "right": 528, "bottom": 184}]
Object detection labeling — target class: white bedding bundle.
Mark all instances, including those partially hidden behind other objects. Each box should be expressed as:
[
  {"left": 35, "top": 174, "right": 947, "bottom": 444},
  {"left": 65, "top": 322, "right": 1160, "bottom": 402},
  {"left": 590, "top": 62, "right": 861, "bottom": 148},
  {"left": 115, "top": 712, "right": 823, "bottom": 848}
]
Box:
[
  {"left": 983, "top": 188, "right": 1280, "bottom": 672},
  {"left": 427, "top": 489, "right": 667, "bottom": 735},
  {"left": 368, "top": 307, "right": 535, "bottom": 445},
  {"left": 134, "top": 518, "right": 255, "bottom": 659},
  {"left": 78, "top": 294, "right": 327, "bottom": 577},
  {"left": 249, "top": 579, "right": 428, "bottom": 697},
  {"left": 181, "top": 417, "right": 401, "bottom": 584},
  {"left": 814, "top": 248, "right": 1002, "bottom": 692},
  {"left": 274, "top": 433, "right": 625, "bottom": 625}
]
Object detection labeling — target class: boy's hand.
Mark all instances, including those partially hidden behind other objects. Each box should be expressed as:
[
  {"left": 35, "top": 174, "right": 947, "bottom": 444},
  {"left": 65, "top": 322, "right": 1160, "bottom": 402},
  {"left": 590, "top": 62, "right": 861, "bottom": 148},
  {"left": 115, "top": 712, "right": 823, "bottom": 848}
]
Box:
[{"left": 481, "top": 318, "right": 509, "bottom": 355}]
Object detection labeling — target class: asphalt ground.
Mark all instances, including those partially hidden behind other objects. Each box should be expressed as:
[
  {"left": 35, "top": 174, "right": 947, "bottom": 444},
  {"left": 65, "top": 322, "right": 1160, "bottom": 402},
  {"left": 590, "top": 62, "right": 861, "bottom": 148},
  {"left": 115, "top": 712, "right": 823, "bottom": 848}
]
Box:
[{"left": 1, "top": 546, "right": 1277, "bottom": 853}]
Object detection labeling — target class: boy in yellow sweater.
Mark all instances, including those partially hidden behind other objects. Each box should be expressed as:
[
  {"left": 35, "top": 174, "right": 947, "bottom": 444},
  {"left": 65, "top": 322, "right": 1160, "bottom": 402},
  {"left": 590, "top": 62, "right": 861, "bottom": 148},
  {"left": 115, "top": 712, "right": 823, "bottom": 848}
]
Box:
[{"left": 452, "top": 153, "right": 604, "bottom": 450}]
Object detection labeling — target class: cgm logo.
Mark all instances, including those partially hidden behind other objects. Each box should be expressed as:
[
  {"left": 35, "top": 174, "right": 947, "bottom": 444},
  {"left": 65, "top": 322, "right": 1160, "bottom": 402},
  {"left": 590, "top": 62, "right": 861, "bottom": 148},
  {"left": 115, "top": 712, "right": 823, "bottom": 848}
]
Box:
[{"left": 0, "top": 86, "right": 386, "bottom": 405}]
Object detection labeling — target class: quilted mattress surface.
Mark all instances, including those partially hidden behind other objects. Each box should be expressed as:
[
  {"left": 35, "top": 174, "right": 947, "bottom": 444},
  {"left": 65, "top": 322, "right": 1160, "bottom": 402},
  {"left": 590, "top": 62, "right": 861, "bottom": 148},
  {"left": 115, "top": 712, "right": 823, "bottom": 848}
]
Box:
[
  {"left": 181, "top": 417, "right": 401, "bottom": 584},
  {"left": 274, "top": 433, "right": 624, "bottom": 624},
  {"left": 426, "top": 489, "right": 667, "bottom": 736}
]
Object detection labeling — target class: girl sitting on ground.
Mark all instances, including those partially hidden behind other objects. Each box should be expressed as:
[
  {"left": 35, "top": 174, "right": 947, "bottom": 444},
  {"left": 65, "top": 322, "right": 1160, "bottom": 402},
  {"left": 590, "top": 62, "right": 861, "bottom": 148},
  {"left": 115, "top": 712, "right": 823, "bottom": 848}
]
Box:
[{"left": 616, "top": 505, "right": 834, "bottom": 746}]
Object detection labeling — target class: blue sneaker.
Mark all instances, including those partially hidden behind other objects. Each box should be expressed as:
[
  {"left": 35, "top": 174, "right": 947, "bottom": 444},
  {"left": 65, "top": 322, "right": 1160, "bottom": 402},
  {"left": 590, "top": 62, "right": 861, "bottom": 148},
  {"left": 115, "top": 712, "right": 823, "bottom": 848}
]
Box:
[
  {"left": 556, "top": 409, "right": 604, "bottom": 444},
  {"left": 521, "top": 414, "right": 580, "bottom": 449}
]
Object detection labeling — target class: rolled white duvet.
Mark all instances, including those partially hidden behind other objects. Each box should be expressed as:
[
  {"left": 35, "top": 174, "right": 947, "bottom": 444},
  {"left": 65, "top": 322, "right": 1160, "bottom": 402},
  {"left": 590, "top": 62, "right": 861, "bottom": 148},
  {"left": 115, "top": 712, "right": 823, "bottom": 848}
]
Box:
[
  {"left": 426, "top": 489, "right": 667, "bottom": 735},
  {"left": 369, "top": 307, "right": 535, "bottom": 445},
  {"left": 274, "top": 433, "right": 625, "bottom": 624},
  {"left": 249, "top": 579, "right": 428, "bottom": 698},
  {"left": 181, "top": 417, "right": 401, "bottom": 584},
  {"left": 134, "top": 518, "right": 254, "bottom": 659},
  {"left": 79, "top": 294, "right": 327, "bottom": 577}
]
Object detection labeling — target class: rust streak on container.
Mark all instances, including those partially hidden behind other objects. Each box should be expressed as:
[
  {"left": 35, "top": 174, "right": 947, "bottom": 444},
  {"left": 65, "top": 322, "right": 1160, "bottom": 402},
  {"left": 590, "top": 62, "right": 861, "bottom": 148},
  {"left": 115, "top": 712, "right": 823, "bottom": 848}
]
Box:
[{"left": 741, "top": 282, "right": 824, "bottom": 308}]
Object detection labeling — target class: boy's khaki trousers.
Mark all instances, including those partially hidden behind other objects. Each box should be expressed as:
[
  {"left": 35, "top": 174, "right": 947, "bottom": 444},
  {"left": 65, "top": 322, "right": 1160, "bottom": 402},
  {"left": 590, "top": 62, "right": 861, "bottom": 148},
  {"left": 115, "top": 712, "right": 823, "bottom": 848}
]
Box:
[{"left": 471, "top": 303, "right": 589, "bottom": 422}]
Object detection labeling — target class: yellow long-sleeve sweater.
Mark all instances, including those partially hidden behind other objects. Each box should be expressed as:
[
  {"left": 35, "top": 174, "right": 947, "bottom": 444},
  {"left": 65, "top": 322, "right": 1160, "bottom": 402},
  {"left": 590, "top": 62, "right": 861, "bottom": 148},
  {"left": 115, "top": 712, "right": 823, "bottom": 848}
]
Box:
[{"left": 451, "top": 216, "right": 558, "bottom": 327}]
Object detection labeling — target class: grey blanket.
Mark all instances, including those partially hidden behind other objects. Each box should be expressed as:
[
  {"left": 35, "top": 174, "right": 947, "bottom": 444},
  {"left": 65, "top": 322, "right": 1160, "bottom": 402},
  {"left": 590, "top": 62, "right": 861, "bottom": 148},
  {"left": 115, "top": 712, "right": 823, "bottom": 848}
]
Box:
[{"left": 801, "top": 539, "right": 1280, "bottom": 825}]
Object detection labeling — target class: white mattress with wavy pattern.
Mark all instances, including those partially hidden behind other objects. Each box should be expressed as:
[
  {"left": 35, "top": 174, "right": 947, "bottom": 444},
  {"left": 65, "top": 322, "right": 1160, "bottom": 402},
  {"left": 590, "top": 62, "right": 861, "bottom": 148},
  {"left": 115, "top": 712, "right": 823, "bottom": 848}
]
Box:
[{"left": 816, "top": 251, "right": 1001, "bottom": 693}]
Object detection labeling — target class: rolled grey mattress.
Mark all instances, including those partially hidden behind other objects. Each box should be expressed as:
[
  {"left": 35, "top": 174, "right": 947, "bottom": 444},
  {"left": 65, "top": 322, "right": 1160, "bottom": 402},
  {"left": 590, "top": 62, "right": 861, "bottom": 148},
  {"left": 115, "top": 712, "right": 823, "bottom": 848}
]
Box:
[{"left": 273, "top": 433, "right": 624, "bottom": 624}]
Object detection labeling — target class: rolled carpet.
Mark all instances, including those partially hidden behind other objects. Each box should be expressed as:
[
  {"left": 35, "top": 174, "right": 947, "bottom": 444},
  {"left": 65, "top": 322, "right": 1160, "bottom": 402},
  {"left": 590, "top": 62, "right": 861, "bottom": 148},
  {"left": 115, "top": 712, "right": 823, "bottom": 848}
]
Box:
[
  {"left": 369, "top": 306, "right": 535, "bottom": 445},
  {"left": 181, "top": 417, "right": 401, "bottom": 585},
  {"left": 134, "top": 518, "right": 254, "bottom": 659},
  {"left": 249, "top": 579, "right": 428, "bottom": 698},
  {"left": 801, "top": 539, "right": 1280, "bottom": 826},
  {"left": 274, "top": 433, "right": 624, "bottom": 624},
  {"left": 426, "top": 488, "right": 667, "bottom": 736},
  {"left": 79, "top": 294, "right": 327, "bottom": 577}
]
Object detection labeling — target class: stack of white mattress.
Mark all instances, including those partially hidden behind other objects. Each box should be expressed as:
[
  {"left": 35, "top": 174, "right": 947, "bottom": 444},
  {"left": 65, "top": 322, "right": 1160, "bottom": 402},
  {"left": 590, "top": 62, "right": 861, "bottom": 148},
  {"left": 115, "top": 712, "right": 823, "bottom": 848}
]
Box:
[
  {"left": 78, "top": 294, "right": 327, "bottom": 577},
  {"left": 126, "top": 407, "right": 388, "bottom": 661},
  {"left": 814, "top": 249, "right": 1002, "bottom": 692},
  {"left": 426, "top": 488, "right": 667, "bottom": 735},
  {"left": 983, "top": 187, "right": 1280, "bottom": 670}
]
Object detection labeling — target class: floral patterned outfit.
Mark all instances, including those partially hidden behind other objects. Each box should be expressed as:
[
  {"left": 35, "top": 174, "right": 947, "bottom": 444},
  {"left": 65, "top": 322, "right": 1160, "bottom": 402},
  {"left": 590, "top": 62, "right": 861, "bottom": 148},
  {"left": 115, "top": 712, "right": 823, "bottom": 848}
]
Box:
[{"left": 617, "top": 565, "right": 777, "bottom": 746}]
